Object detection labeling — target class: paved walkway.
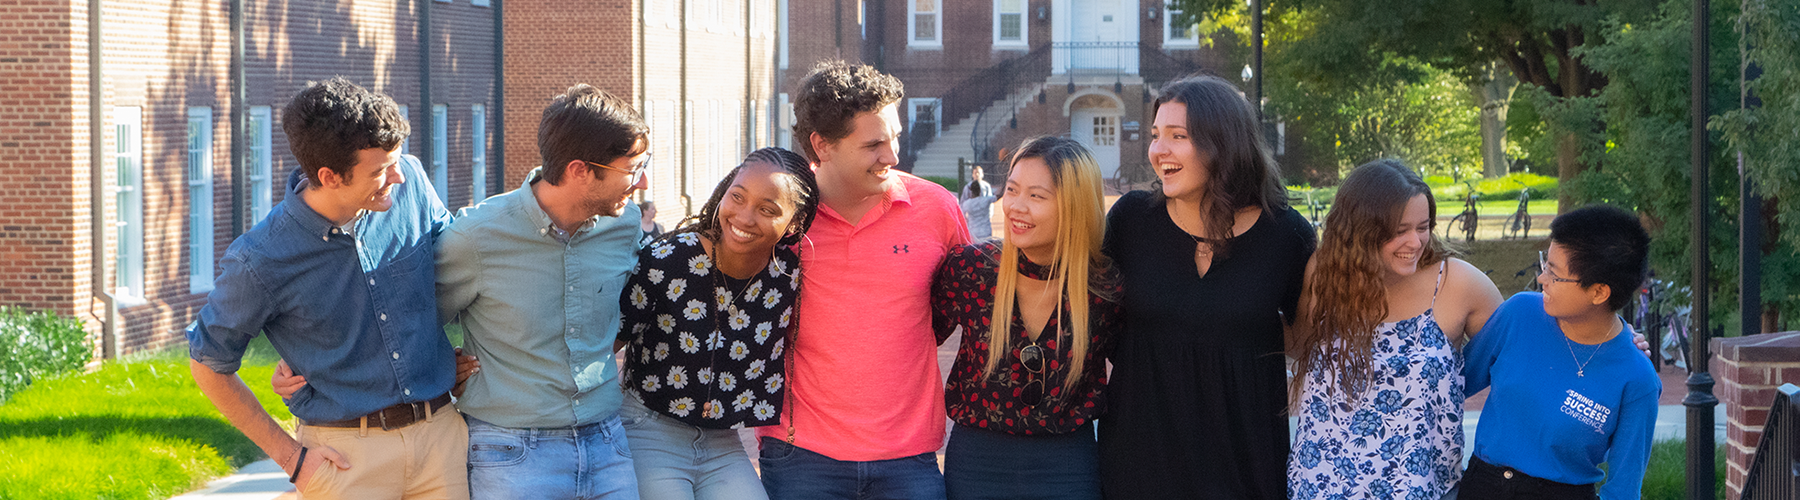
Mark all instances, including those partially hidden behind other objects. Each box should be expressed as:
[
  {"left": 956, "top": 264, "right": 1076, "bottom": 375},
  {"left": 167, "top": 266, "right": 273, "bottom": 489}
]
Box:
[{"left": 169, "top": 401, "right": 1728, "bottom": 500}]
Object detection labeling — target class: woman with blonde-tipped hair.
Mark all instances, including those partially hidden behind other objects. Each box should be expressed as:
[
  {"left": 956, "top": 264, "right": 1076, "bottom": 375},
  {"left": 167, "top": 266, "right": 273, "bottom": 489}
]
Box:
[{"left": 930, "top": 136, "right": 1123, "bottom": 500}]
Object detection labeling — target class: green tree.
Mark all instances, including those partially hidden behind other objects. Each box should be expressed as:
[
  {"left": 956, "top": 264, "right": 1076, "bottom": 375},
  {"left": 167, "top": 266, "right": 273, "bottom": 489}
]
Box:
[
  {"left": 1176, "top": 0, "right": 1664, "bottom": 208},
  {"left": 1570, "top": 0, "right": 1800, "bottom": 332}
]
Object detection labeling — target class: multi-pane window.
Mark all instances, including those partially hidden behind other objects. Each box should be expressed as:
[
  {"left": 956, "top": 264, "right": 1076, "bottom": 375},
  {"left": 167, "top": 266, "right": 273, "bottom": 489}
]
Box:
[
  {"left": 909, "top": 98, "right": 941, "bottom": 141},
  {"left": 113, "top": 107, "right": 144, "bottom": 300},
  {"left": 187, "top": 107, "right": 215, "bottom": 293},
  {"left": 1165, "top": 1, "right": 1200, "bottom": 45},
  {"left": 1093, "top": 116, "right": 1118, "bottom": 146},
  {"left": 432, "top": 104, "right": 449, "bottom": 205},
  {"left": 995, "top": 0, "right": 1026, "bottom": 45},
  {"left": 910, "top": 0, "right": 940, "bottom": 46},
  {"left": 471, "top": 104, "right": 487, "bottom": 201},
  {"left": 248, "top": 106, "right": 273, "bottom": 224}
]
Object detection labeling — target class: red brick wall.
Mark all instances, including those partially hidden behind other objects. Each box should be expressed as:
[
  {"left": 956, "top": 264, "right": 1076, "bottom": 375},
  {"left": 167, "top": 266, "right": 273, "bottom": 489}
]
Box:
[
  {"left": 0, "top": 0, "right": 498, "bottom": 357},
  {"left": 501, "top": 0, "right": 637, "bottom": 188},
  {"left": 0, "top": 1, "right": 87, "bottom": 327},
  {"left": 1711, "top": 332, "right": 1800, "bottom": 499}
]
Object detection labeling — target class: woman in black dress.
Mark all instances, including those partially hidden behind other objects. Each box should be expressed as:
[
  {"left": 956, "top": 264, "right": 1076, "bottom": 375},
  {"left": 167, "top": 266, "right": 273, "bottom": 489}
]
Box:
[{"left": 1097, "top": 75, "right": 1315, "bottom": 499}]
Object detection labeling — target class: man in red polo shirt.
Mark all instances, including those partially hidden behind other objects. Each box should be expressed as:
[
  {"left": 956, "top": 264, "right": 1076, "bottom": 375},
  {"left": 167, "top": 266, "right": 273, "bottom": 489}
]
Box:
[{"left": 755, "top": 61, "right": 970, "bottom": 499}]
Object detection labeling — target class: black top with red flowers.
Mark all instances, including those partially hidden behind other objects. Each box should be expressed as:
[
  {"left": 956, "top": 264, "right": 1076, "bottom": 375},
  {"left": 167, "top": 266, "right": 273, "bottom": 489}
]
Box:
[
  {"left": 618, "top": 232, "right": 800, "bottom": 429},
  {"left": 931, "top": 241, "right": 1124, "bottom": 435}
]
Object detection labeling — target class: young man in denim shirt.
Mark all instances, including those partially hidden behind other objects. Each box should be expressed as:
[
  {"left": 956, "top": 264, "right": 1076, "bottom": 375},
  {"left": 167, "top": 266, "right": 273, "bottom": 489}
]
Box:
[
  {"left": 435, "top": 84, "right": 652, "bottom": 499},
  {"left": 188, "top": 78, "right": 465, "bottom": 499}
]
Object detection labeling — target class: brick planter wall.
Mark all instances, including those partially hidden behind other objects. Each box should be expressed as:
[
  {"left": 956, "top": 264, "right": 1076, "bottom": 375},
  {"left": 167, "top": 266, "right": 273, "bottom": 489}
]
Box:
[{"left": 1710, "top": 331, "right": 1800, "bottom": 499}]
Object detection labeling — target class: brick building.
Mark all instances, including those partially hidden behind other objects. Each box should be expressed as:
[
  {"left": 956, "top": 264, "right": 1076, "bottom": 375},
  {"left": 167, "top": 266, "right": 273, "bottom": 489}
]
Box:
[
  {"left": 2, "top": 0, "right": 788, "bottom": 359},
  {"left": 778, "top": 0, "right": 1259, "bottom": 188}
]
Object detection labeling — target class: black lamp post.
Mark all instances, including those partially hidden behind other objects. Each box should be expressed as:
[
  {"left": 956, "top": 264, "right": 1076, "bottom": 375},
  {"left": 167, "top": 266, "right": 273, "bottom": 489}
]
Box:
[{"left": 1685, "top": 0, "right": 1718, "bottom": 497}]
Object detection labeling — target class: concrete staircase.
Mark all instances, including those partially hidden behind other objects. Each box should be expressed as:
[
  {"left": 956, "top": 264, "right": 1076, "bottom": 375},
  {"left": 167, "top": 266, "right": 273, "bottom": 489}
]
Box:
[{"left": 910, "top": 83, "right": 1044, "bottom": 179}]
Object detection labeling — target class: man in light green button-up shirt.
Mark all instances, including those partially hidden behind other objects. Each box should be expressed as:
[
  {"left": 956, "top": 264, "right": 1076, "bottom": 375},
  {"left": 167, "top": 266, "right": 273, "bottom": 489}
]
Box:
[{"left": 436, "top": 84, "right": 651, "bottom": 499}]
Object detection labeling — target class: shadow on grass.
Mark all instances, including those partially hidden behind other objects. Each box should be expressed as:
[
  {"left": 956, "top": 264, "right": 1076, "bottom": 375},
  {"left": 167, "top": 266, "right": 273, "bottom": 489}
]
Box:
[{"left": 0, "top": 414, "right": 262, "bottom": 467}]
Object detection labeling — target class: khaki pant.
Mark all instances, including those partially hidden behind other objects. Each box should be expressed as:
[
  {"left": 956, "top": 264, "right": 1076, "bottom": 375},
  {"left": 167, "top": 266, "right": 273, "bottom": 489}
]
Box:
[{"left": 295, "top": 403, "right": 470, "bottom": 500}]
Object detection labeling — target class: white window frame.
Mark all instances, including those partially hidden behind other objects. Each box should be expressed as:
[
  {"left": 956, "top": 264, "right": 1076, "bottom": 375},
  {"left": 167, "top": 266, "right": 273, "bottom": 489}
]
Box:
[
  {"left": 777, "top": 93, "right": 792, "bottom": 150},
  {"left": 471, "top": 104, "right": 487, "bottom": 201},
  {"left": 1164, "top": 1, "right": 1200, "bottom": 46},
  {"left": 908, "top": 97, "right": 942, "bottom": 141},
  {"left": 711, "top": 100, "right": 722, "bottom": 181},
  {"left": 993, "top": 0, "right": 1027, "bottom": 47},
  {"left": 432, "top": 104, "right": 449, "bottom": 206},
  {"left": 398, "top": 105, "right": 412, "bottom": 155},
  {"left": 248, "top": 106, "right": 274, "bottom": 224},
  {"left": 908, "top": 0, "right": 942, "bottom": 48},
  {"left": 748, "top": 99, "right": 759, "bottom": 148},
  {"left": 113, "top": 107, "right": 145, "bottom": 302},
  {"left": 778, "top": 0, "right": 789, "bottom": 68},
  {"left": 187, "top": 107, "right": 215, "bottom": 294}
]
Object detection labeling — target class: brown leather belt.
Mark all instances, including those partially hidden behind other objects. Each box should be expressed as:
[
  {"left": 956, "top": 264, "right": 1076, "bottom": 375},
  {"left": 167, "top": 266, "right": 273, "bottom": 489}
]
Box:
[{"left": 302, "top": 393, "right": 452, "bottom": 431}]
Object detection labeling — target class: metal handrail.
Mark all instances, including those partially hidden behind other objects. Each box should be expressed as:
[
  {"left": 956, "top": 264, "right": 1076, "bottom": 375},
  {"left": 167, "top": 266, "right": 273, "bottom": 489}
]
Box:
[{"left": 1740, "top": 383, "right": 1798, "bottom": 499}]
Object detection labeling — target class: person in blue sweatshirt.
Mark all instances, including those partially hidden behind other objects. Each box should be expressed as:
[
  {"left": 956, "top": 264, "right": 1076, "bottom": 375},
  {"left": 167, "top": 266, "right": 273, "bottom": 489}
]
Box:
[{"left": 1459, "top": 204, "right": 1662, "bottom": 500}]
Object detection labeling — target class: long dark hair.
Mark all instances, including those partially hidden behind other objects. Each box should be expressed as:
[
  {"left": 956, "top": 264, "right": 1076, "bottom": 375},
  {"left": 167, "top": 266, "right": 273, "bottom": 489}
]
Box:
[
  {"left": 1152, "top": 75, "right": 1288, "bottom": 256},
  {"left": 669, "top": 147, "right": 821, "bottom": 247}
]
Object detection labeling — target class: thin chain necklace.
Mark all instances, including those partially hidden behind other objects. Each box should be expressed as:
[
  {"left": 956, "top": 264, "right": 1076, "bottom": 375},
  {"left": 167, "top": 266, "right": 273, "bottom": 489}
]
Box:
[
  {"left": 1563, "top": 318, "right": 1620, "bottom": 377},
  {"left": 702, "top": 239, "right": 760, "bottom": 419}
]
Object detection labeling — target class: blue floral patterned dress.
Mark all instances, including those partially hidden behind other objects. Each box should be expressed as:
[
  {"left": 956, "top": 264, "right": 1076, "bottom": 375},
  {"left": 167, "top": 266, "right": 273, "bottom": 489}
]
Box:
[{"left": 1288, "top": 262, "right": 1465, "bottom": 500}]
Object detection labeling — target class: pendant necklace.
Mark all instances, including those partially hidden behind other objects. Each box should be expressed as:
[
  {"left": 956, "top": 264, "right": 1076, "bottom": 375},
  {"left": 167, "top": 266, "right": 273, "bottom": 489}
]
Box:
[{"left": 702, "top": 241, "right": 758, "bottom": 419}]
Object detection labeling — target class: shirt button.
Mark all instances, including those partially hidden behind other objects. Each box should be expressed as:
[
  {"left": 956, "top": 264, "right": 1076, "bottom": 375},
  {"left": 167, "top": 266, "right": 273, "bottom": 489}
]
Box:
[
  {"left": 380, "top": 313, "right": 388, "bottom": 321},
  {"left": 321, "top": 235, "right": 329, "bottom": 241},
  {"left": 1503, "top": 471, "right": 1514, "bottom": 479},
  {"left": 369, "top": 279, "right": 375, "bottom": 286},
  {"left": 568, "top": 286, "right": 574, "bottom": 292},
  {"left": 391, "top": 352, "right": 399, "bottom": 359},
  {"left": 568, "top": 327, "right": 576, "bottom": 333},
  {"left": 574, "top": 399, "right": 581, "bottom": 406},
  {"left": 404, "top": 388, "right": 412, "bottom": 396}
]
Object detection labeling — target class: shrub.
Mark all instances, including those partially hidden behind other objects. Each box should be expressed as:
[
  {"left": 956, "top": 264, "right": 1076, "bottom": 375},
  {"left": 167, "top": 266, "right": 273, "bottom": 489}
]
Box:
[
  {"left": 921, "top": 175, "right": 961, "bottom": 193},
  {"left": 0, "top": 307, "right": 94, "bottom": 404}
]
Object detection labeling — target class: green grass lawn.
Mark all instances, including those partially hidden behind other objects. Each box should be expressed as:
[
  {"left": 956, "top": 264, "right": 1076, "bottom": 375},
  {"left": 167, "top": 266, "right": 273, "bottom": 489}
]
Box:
[
  {"left": 1435, "top": 199, "right": 1560, "bottom": 217},
  {"left": 1638, "top": 439, "right": 1727, "bottom": 500},
  {"left": 0, "top": 338, "right": 289, "bottom": 500}
]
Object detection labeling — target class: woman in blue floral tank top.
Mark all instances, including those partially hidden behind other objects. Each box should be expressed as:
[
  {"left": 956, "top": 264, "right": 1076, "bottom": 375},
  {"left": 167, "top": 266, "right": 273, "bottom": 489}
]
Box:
[{"left": 1286, "top": 160, "right": 1503, "bottom": 500}]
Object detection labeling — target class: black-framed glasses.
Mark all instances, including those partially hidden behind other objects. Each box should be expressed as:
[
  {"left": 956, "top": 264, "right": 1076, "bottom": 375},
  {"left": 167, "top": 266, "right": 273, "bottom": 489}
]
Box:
[
  {"left": 1017, "top": 343, "right": 1046, "bottom": 406},
  {"left": 584, "top": 153, "right": 650, "bottom": 185},
  {"left": 1538, "top": 251, "right": 1581, "bottom": 285}
]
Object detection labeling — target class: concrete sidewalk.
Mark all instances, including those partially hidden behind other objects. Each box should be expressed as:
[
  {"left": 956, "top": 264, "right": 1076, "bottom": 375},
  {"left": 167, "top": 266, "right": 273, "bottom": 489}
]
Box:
[{"left": 169, "top": 404, "right": 1728, "bottom": 500}]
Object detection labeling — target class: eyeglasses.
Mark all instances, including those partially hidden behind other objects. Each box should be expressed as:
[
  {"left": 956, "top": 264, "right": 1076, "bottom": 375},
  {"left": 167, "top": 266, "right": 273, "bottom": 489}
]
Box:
[
  {"left": 584, "top": 153, "right": 650, "bottom": 185},
  {"left": 1017, "top": 343, "right": 1046, "bottom": 406},
  {"left": 1538, "top": 251, "right": 1581, "bottom": 285}
]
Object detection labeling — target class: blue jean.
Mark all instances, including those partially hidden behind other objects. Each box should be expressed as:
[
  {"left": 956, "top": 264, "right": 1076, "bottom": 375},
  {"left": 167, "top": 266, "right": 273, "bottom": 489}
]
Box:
[
  {"left": 465, "top": 414, "right": 641, "bottom": 500},
  {"left": 618, "top": 397, "right": 767, "bottom": 500},
  {"left": 942, "top": 422, "right": 1099, "bottom": 500},
  {"left": 757, "top": 437, "right": 945, "bottom": 500}
]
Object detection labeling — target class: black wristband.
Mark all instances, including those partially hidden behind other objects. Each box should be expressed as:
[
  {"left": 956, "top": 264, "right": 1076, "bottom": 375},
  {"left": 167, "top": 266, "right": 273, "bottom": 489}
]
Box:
[{"left": 288, "top": 446, "right": 309, "bottom": 484}]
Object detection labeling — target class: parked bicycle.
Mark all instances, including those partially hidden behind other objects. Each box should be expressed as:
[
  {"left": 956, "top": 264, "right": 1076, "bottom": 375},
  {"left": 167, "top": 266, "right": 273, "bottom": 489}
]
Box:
[
  {"left": 1443, "top": 185, "right": 1479, "bottom": 242},
  {"left": 1501, "top": 187, "right": 1532, "bottom": 239}
]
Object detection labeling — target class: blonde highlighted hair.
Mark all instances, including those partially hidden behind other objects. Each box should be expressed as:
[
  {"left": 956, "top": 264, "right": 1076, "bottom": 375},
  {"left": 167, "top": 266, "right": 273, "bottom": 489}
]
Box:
[{"left": 984, "top": 136, "right": 1114, "bottom": 395}]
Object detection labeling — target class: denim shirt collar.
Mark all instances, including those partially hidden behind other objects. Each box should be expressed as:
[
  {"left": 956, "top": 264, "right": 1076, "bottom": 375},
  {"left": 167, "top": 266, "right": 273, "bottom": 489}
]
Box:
[{"left": 280, "top": 169, "right": 346, "bottom": 240}]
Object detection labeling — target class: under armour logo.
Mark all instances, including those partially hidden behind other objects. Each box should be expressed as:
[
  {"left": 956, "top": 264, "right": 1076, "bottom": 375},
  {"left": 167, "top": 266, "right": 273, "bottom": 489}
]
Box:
[{"left": 892, "top": 244, "right": 910, "bottom": 254}]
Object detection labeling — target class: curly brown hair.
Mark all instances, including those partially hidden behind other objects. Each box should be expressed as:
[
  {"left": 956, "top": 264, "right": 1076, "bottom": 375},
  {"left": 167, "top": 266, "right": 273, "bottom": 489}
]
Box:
[
  {"left": 791, "top": 61, "right": 904, "bottom": 163},
  {"left": 1289, "top": 159, "right": 1450, "bottom": 405}
]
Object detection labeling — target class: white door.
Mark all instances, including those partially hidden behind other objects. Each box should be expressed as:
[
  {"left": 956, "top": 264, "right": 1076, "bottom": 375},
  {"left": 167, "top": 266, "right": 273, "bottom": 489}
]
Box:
[
  {"left": 1066, "top": 0, "right": 1135, "bottom": 73},
  {"left": 1071, "top": 110, "right": 1121, "bottom": 178}
]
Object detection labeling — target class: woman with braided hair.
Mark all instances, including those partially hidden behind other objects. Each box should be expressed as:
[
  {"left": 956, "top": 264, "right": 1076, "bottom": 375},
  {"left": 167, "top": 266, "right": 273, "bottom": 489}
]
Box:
[{"left": 615, "top": 147, "right": 821, "bottom": 500}]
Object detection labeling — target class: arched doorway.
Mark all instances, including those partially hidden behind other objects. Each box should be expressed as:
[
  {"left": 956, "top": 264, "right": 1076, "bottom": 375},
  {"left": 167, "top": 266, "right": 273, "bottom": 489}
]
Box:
[{"left": 1067, "top": 92, "right": 1123, "bottom": 178}]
